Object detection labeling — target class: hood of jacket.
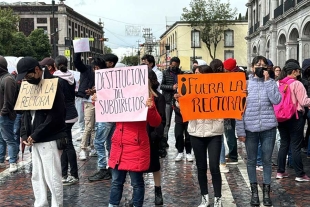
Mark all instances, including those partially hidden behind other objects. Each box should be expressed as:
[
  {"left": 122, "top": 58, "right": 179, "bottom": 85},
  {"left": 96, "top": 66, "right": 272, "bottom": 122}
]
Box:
[{"left": 53, "top": 70, "right": 75, "bottom": 85}]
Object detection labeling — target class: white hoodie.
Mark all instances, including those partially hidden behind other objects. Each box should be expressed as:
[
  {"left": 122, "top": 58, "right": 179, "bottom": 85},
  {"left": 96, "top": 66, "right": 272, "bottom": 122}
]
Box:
[{"left": 53, "top": 70, "right": 75, "bottom": 85}]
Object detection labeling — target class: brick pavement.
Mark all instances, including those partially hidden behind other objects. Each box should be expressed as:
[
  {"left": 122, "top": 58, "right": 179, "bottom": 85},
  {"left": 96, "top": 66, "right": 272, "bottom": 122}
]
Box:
[{"left": 0, "top": 122, "right": 310, "bottom": 207}]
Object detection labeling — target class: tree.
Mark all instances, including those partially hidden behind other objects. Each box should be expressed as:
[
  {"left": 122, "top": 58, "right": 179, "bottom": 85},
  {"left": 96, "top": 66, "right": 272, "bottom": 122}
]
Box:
[
  {"left": 6, "top": 32, "right": 35, "bottom": 57},
  {"left": 104, "top": 45, "right": 112, "bottom": 54},
  {"left": 245, "top": 10, "right": 248, "bottom": 20},
  {"left": 238, "top": 13, "right": 242, "bottom": 20},
  {"left": 28, "top": 28, "right": 51, "bottom": 60},
  {"left": 182, "top": 0, "right": 237, "bottom": 59},
  {"left": 0, "top": 8, "right": 20, "bottom": 55},
  {"left": 121, "top": 55, "right": 139, "bottom": 66}
]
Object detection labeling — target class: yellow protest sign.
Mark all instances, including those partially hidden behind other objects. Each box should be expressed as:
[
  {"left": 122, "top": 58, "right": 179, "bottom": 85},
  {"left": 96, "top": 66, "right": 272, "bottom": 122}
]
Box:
[
  {"left": 178, "top": 72, "right": 247, "bottom": 122},
  {"left": 64, "top": 49, "right": 70, "bottom": 57},
  {"left": 14, "top": 79, "right": 58, "bottom": 110}
]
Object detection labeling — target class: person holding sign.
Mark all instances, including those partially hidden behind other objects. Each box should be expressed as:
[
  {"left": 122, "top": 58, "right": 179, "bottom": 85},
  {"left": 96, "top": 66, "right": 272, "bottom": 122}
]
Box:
[
  {"left": 236, "top": 56, "right": 281, "bottom": 206},
  {"left": 16, "top": 57, "right": 66, "bottom": 207}
]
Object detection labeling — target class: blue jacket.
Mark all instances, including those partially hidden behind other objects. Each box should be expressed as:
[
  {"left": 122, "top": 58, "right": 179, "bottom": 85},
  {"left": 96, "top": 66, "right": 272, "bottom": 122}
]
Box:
[{"left": 236, "top": 75, "right": 281, "bottom": 137}]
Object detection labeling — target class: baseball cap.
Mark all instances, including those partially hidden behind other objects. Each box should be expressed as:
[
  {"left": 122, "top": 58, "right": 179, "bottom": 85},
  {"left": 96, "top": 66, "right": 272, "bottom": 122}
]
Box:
[
  {"left": 39, "top": 57, "right": 55, "bottom": 66},
  {"left": 16, "top": 57, "right": 40, "bottom": 81}
]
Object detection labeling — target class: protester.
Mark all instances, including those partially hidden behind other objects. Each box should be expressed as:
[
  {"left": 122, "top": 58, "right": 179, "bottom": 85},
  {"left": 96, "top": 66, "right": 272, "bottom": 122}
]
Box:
[
  {"left": 302, "top": 58, "right": 310, "bottom": 157},
  {"left": 142, "top": 54, "right": 163, "bottom": 92},
  {"left": 39, "top": 57, "right": 56, "bottom": 75},
  {"left": 273, "top": 66, "right": 281, "bottom": 80},
  {"left": 53, "top": 55, "right": 79, "bottom": 186},
  {"left": 17, "top": 57, "right": 66, "bottom": 207},
  {"left": 236, "top": 56, "right": 281, "bottom": 206},
  {"left": 0, "top": 56, "right": 18, "bottom": 173}
]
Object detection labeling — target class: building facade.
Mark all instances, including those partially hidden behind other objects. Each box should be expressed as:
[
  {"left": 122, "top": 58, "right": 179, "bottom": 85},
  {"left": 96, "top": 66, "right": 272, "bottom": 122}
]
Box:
[
  {"left": 0, "top": 1, "right": 104, "bottom": 68},
  {"left": 246, "top": 0, "right": 310, "bottom": 68},
  {"left": 159, "top": 21, "right": 248, "bottom": 71}
]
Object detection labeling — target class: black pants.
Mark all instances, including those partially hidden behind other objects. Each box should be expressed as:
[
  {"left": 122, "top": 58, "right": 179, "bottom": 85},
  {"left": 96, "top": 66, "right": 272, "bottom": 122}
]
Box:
[
  {"left": 225, "top": 119, "right": 238, "bottom": 161},
  {"left": 174, "top": 122, "right": 191, "bottom": 154},
  {"left": 61, "top": 123, "right": 79, "bottom": 178},
  {"left": 191, "top": 135, "right": 222, "bottom": 197}
]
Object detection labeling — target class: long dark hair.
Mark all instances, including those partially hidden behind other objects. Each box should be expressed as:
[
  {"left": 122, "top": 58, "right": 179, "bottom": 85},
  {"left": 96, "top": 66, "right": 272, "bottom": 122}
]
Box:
[{"left": 55, "top": 55, "right": 68, "bottom": 72}]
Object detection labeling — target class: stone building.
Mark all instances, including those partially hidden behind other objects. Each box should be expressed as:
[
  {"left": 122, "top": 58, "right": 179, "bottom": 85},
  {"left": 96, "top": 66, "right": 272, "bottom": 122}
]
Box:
[{"left": 246, "top": 0, "right": 310, "bottom": 68}]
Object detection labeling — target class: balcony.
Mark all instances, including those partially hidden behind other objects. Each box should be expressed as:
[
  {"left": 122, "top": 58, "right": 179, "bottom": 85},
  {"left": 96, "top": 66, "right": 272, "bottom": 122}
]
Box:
[
  {"left": 284, "top": 0, "right": 295, "bottom": 12},
  {"left": 274, "top": 4, "right": 283, "bottom": 19},
  {"left": 263, "top": 14, "right": 270, "bottom": 26},
  {"left": 249, "top": 26, "right": 254, "bottom": 35},
  {"left": 254, "top": 22, "right": 260, "bottom": 31}
]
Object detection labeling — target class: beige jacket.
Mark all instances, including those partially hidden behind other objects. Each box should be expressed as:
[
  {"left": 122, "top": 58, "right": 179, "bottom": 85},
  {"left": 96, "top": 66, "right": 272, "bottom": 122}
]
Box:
[{"left": 187, "top": 119, "right": 224, "bottom": 137}]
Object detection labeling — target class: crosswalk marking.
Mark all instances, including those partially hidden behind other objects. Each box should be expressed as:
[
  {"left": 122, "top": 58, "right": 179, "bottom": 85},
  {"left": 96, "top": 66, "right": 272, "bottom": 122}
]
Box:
[{"left": 221, "top": 171, "right": 237, "bottom": 206}]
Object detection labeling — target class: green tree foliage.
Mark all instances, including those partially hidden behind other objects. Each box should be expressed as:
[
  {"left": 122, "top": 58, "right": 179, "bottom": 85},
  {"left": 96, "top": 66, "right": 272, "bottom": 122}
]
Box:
[
  {"left": 238, "top": 13, "right": 242, "bottom": 20},
  {"left": 6, "top": 32, "right": 35, "bottom": 57},
  {"left": 182, "top": 0, "right": 237, "bottom": 59},
  {"left": 104, "top": 45, "right": 112, "bottom": 54},
  {"left": 121, "top": 55, "right": 139, "bottom": 66},
  {"left": 0, "top": 8, "right": 20, "bottom": 55},
  {"left": 28, "top": 28, "right": 51, "bottom": 60}
]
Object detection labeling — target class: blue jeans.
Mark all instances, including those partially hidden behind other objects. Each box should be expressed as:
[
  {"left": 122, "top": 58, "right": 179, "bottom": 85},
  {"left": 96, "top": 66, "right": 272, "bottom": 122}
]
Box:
[
  {"left": 257, "top": 141, "right": 262, "bottom": 166},
  {"left": 109, "top": 168, "right": 145, "bottom": 207},
  {"left": 75, "top": 97, "right": 85, "bottom": 133},
  {"left": 13, "top": 114, "right": 22, "bottom": 155},
  {"left": 106, "top": 123, "right": 116, "bottom": 155},
  {"left": 0, "top": 115, "right": 18, "bottom": 163},
  {"left": 245, "top": 127, "right": 276, "bottom": 184},
  {"left": 220, "top": 135, "right": 226, "bottom": 164},
  {"left": 94, "top": 122, "right": 115, "bottom": 169}
]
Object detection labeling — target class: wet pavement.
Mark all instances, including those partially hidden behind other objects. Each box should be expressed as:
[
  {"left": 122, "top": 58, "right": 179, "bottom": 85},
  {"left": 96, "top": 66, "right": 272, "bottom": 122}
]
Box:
[{"left": 1, "top": 120, "right": 310, "bottom": 207}]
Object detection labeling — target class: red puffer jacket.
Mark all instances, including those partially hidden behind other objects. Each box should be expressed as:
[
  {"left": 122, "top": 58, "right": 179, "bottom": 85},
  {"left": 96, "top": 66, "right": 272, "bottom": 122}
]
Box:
[{"left": 108, "top": 105, "right": 162, "bottom": 172}]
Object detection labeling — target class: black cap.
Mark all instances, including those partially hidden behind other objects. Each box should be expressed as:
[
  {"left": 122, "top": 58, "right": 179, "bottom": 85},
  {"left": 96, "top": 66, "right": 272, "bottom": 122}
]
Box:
[
  {"left": 16, "top": 57, "right": 40, "bottom": 81},
  {"left": 283, "top": 62, "right": 301, "bottom": 73}
]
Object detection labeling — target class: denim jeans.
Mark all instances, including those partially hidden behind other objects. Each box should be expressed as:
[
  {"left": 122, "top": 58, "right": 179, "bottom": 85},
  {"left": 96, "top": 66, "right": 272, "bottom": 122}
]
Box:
[
  {"left": 106, "top": 123, "right": 116, "bottom": 156},
  {"left": 163, "top": 104, "right": 173, "bottom": 139},
  {"left": 220, "top": 135, "right": 226, "bottom": 164},
  {"left": 257, "top": 141, "right": 262, "bottom": 166},
  {"left": 0, "top": 115, "right": 18, "bottom": 163},
  {"left": 75, "top": 97, "right": 85, "bottom": 133},
  {"left": 94, "top": 122, "right": 115, "bottom": 169},
  {"left": 109, "top": 168, "right": 144, "bottom": 207},
  {"left": 13, "top": 113, "right": 22, "bottom": 155},
  {"left": 245, "top": 127, "right": 276, "bottom": 184},
  {"left": 225, "top": 119, "right": 238, "bottom": 161},
  {"left": 191, "top": 135, "right": 222, "bottom": 197},
  {"left": 278, "top": 112, "right": 305, "bottom": 177}
]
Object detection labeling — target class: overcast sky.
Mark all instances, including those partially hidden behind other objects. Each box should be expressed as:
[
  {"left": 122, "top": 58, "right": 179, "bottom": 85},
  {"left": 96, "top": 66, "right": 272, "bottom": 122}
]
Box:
[{"left": 9, "top": 0, "right": 248, "bottom": 56}]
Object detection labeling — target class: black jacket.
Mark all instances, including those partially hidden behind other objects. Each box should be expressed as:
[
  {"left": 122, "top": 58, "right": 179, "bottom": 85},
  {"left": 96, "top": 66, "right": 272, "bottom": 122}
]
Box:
[
  {"left": 172, "top": 97, "right": 185, "bottom": 124},
  {"left": 20, "top": 70, "right": 66, "bottom": 143},
  {"left": 58, "top": 78, "right": 78, "bottom": 121},
  {"left": 0, "top": 68, "right": 17, "bottom": 120},
  {"left": 160, "top": 67, "right": 183, "bottom": 104},
  {"left": 73, "top": 53, "right": 95, "bottom": 99}
]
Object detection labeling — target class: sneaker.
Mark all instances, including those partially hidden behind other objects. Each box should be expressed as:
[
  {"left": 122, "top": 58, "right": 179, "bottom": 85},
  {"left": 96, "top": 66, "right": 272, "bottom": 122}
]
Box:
[
  {"left": 79, "top": 150, "right": 87, "bottom": 160},
  {"left": 62, "top": 176, "right": 68, "bottom": 182},
  {"left": 89, "top": 149, "right": 98, "bottom": 157},
  {"left": 63, "top": 175, "right": 79, "bottom": 186},
  {"left": 276, "top": 172, "right": 289, "bottom": 179},
  {"left": 256, "top": 166, "right": 263, "bottom": 172},
  {"left": 88, "top": 169, "right": 108, "bottom": 182},
  {"left": 226, "top": 159, "right": 238, "bottom": 165},
  {"left": 220, "top": 164, "right": 229, "bottom": 173},
  {"left": 295, "top": 174, "right": 310, "bottom": 182},
  {"left": 76, "top": 136, "right": 82, "bottom": 141},
  {"left": 0, "top": 162, "right": 6, "bottom": 168},
  {"left": 175, "top": 153, "right": 183, "bottom": 162},
  {"left": 214, "top": 197, "right": 222, "bottom": 207},
  {"left": 186, "top": 153, "right": 194, "bottom": 162},
  {"left": 6, "top": 156, "right": 10, "bottom": 161},
  {"left": 9, "top": 163, "right": 17, "bottom": 173}
]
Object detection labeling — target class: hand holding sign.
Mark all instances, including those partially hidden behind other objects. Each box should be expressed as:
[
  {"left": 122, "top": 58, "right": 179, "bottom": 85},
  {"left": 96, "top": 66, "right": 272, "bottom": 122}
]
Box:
[{"left": 73, "top": 38, "right": 90, "bottom": 53}]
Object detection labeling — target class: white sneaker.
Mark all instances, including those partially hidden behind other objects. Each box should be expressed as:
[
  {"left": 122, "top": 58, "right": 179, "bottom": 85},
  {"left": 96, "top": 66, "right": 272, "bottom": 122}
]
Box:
[
  {"left": 63, "top": 175, "right": 79, "bottom": 186},
  {"left": 220, "top": 164, "right": 229, "bottom": 173},
  {"left": 79, "top": 150, "right": 87, "bottom": 160},
  {"left": 9, "top": 163, "right": 18, "bottom": 173},
  {"left": 214, "top": 197, "right": 222, "bottom": 207},
  {"left": 76, "top": 136, "right": 82, "bottom": 141},
  {"left": 175, "top": 153, "right": 183, "bottom": 161},
  {"left": 256, "top": 165, "right": 263, "bottom": 172},
  {"left": 0, "top": 162, "right": 6, "bottom": 168},
  {"left": 89, "top": 149, "right": 97, "bottom": 157},
  {"left": 6, "top": 156, "right": 10, "bottom": 161},
  {"left": 198, "top": 194, "right": 209, "bottom": 207},
  {"left": 186, "top": 153, "right": 194, "bottom": 162}
]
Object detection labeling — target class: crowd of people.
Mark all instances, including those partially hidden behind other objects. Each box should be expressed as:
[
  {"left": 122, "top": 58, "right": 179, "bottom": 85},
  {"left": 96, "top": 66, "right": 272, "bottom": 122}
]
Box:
[{"left": 0, "top": 51, "right": 310, "bottom": 207}]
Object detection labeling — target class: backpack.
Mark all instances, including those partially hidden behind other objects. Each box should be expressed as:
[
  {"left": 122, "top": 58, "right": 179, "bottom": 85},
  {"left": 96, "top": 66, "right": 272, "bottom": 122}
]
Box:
[{"left": 273, "top": 77, "right": 298, "bottom": 122}]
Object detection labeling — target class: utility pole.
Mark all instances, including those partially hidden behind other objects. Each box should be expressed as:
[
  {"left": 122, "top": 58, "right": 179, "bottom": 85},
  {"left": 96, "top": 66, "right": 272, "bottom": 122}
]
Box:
[
  {"left": 52, "top": 0, "right": 56, "bottom": 59},
  {"left": 137, "top": 40, "right": 141, "bottom": 64}
]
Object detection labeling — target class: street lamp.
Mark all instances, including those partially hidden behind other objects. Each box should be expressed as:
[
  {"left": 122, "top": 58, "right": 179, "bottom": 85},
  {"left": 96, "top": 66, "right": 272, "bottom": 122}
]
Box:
[
  {"left": 52, "top": 0, "right": 56, "bottom": 59},
  {"left": 165, "top": 43, "right": 170, "bottom": 69}
]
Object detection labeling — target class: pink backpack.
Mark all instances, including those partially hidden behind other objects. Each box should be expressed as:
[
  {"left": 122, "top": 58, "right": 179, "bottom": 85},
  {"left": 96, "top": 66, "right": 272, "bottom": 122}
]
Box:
[{"left": 274, "top": 77, "right": 298, "bottom": 122}]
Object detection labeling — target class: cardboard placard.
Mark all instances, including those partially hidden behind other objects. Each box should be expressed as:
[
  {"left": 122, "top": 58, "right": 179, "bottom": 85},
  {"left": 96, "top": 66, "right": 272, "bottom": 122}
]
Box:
[
  {"left": 95, "top": 65, "right": 149, "bottom": 122},
  {"left": 73, "top": 38, "right": 90, "bottom": 53},
  {"left": 14, "top": 79, "right": 58, "bottom": 110},
  {"left": 178, "top": 72, "right": 247, "bottom": 122}
]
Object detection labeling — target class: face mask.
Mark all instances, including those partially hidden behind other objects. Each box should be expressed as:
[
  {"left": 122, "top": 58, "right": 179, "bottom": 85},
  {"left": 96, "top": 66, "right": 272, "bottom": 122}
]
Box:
[
  {"left": 26, "top": 77, "right": 41, "bottom": 85},
  {"left": 171, "top": 66, "right": 177, "bottom": 72},
  {"left": 254, "top": 67, "right": 266, "bottom": 78}
]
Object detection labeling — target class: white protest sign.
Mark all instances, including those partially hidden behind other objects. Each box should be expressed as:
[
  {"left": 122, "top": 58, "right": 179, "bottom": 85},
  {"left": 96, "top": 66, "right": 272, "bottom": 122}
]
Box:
[
  {"left": 14, "top": 79, "right": 58, "bottom": 110},
  {"left": 95, "top": 65, "right": 149, "bottom": 122},
  {"left": 73, "top": 38, "right": 90, "bottom": 53}
]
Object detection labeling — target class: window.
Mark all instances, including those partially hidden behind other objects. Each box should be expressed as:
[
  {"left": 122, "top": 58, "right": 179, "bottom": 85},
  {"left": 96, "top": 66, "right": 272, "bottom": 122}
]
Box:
[
  {"left": 224, "top": 50, "right": 234, "bottom": 60},
  {"left": 224, "top": 29, "right": 234, "bottom": 47},
  {"left": 37, "top": 26, "right": 48, "bottom": 35},
  {"left": 191, "top": 29, "right": 201, "bottom": 48}
]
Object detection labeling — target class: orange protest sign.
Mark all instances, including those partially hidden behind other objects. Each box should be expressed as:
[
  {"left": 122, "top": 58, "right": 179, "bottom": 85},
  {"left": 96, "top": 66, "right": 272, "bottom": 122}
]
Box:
[{"left": 178, "top": 72, "right": 247, "bottom": 122}]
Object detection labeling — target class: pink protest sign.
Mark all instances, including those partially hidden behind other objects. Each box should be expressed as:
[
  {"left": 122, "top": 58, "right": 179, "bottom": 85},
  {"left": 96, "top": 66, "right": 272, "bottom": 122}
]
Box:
[
  {"left": 95, "top": 65, "right": 149, "bottom": 122},
  {"left": 73, "top": 38, "right": 90, "bottom": 53}
]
